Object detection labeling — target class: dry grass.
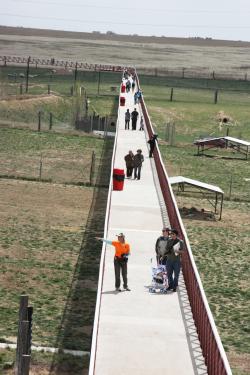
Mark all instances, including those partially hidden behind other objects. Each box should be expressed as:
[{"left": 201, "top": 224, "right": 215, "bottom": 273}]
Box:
[{"left": 1, "top": 26, "right": 250, "bottom": 72}]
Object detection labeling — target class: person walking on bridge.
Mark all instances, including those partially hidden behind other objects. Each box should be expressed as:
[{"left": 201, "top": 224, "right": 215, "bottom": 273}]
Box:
[
  {"left": 125, "top": 109, "right": 131, "bottom": 130},
  {"left": 165, "top": 229, "right": 184, "bottom": 292},
  {"left": 131, "top": 108, "right": 139, "bottom": 130},
  {"left": 148, "top": 134, "right": 158, "bottom": 158},
  {"left": 124, "top": 150, "right": 134, "bottom": 178},
  {"left": 96, "top": 233, "right": 131, "bottom": 292},
  {"left": 133, "top": 149, "right": 144, "bottom": 180}
]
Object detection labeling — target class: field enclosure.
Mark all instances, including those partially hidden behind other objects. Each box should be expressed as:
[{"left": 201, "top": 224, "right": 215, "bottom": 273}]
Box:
[{"left": 0, "top": 28, "right": 250, "bottom": 373}]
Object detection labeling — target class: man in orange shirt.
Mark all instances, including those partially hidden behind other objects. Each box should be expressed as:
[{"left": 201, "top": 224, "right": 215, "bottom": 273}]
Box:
[{"left": 96, "top": 233, "right": 131, "bottom": 292}]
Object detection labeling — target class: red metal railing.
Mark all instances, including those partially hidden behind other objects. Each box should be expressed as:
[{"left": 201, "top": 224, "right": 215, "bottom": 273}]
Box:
[{"left": 136, "top": 74, "right": 232, "bottom": 375}]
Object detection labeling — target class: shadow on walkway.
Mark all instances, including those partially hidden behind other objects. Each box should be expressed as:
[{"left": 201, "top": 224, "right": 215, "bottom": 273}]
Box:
[{"left": 49, "top": 135, "right": 114, "bottom": 375}]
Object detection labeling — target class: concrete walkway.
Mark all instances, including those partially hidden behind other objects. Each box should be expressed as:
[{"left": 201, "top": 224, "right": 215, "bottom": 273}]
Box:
[{"left": 93, "top": 87, "right": 198, "bottom": 374}]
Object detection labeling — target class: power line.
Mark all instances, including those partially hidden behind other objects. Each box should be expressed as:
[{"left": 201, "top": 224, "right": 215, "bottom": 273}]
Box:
[
  {"left": 1, "top": 13, "right": 250, "bottom": 29},
  {"left": 6, "top": 0, "right": 250, "bottom": 14}
]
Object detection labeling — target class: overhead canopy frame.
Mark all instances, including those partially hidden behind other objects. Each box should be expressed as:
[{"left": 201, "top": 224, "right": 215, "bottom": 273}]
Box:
[
  {"left": 194, "top": 136, "right": 250, "bottom": 159},
  {"left": 169, "top": 176, "right": 224, "bottom": 220}
]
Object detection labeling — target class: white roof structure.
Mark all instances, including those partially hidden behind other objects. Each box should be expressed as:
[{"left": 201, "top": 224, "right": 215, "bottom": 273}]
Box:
[
  {"left": 169, "top": 176, "right": 224, "bottom": 194},
  {"left": 224, "top": 136, "right": 250, "bottom": 147},
  {"left": 194, "top": 136, "right": 250, "bottom": 146},
  {"left": 194, "top": 136, "right": 249, "bottom": 159}
]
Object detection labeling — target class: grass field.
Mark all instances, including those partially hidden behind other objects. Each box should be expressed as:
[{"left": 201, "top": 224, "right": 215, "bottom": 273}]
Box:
[
  {"left": 142, "top": 77, "right": 250, "bottom": 374},
  {"left": 0, "top": 61, "right": 249, "bottom": 374}
]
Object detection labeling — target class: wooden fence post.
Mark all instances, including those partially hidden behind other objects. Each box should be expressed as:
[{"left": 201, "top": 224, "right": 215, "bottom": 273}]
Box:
[
  {"left": 48, "top": 84, "right": 50, "bottom": 94},
  {"left": 39, "top": 156, "right": 43, "bottom": 180},
  {"left": 20, "top": 84, "right": 23, "bottom": 95},
  {"left": 90, "top": 151, "right": 95, "bottom": 186},
  {"left": 74, "top": 62, "right": 78, "bottom": 82},
  {"left": 97, "top": 70, "right": 101, "bottom": 95},
  {"left": 229, "top": 174, "right": 233, "bottom": 200},
  {"left": 170, "top": 88, "right": 174, "bottom": 102},
  {"left": 165, "top": 123, "right": 170, "bottom": 142},
  {"left": 49, "top": 113, "right": 53, "bottom": 130},
  {"left": 38, "top": 111, "right": 41, "bottom": 131},
  {"left": 214, "top": 90, "right": 218, "bottom": 104},
  {"left": 25, "top": 56, "right": 31, "bottom": 93},
  {"left": 15, "top": 295, "right": 28, "bottom": 375},
  {"left": 22, "top": 354, "right": 31, "bottom": 375}
]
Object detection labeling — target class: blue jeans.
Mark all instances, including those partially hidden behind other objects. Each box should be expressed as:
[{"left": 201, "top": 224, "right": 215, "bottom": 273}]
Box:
[{"left": 166, "top": 259, "right": 181, "bottom": 289}]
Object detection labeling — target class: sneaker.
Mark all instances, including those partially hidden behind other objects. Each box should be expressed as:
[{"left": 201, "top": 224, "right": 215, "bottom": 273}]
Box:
[
  {"left": 116, "top": 288, "right": 121, "bottom": 292},
  {"left": 124, "top": 287, "right": 131, "bottom": 291},
  {"left": 166, "top": 286, "right": 172, "bottom": 291},
  {"left": 172, "top": 288, "right": 177, "bottom": 292}
]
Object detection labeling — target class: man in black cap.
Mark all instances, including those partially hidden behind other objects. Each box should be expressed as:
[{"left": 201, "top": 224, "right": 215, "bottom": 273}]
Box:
[
  {"left": 165, "top": 229, "right": 184, "bottom": 292},
  {"left": 155, "top": 227, "right": 171, "bottom": 265},
  {"left": 131, "top": 108, "right": 139, "bottom": 130},
  {"left": 96, "top": 233, "right": 131, "bottom": 292},
  {"left": 147, "top": 134, "right": 158, "bottom": 158}
]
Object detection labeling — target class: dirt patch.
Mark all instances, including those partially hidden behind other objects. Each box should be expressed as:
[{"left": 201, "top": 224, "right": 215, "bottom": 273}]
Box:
[{"left": 228, "top": 352, "right": 250, "bottom": 374}]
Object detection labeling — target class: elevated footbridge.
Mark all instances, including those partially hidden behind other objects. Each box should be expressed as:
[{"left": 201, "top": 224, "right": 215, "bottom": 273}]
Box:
[{"left": 88, "top": 73, "right": 232, "bottom": 375}]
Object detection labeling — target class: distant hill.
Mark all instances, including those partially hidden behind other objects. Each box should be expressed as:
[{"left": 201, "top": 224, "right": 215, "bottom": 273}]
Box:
[{"left": 1, "top": 25, "right": 250, "bottom": 47}]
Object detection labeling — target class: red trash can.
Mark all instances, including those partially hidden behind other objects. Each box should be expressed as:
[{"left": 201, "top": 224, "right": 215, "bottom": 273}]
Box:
[
  {"left": 120, "top": 96, "right": 125, "bottom": 106},
  {"left": 121, "top": 84, "right": 126, "bottom": 93},
  {"left": 113, "top": 168, "right": 125, "bottom": 191}
]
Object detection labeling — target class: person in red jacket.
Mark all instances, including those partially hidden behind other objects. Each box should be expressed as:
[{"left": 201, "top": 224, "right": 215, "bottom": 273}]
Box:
[{"left": 96, "top": 233, "right": 131, "bottom": 292}]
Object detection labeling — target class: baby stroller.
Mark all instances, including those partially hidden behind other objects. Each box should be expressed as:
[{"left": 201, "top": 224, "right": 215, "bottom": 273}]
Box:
[{"left": 149, "top": 261, "right": 168, "bottom": 293}]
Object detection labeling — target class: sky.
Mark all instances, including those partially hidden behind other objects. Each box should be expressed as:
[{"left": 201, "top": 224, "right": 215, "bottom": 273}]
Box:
[{"left": 1, "top": 0, "right": 250, "bottom": 42}]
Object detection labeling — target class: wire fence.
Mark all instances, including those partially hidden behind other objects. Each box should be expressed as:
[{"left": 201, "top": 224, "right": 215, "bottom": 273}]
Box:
[{"left": 0, "top": 152, "right": 109, "bottom": 186}]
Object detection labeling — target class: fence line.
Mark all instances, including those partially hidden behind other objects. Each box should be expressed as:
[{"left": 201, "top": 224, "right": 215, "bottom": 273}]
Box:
[{"left": 1, "top": 55, "right": 250, "bottom": 81}]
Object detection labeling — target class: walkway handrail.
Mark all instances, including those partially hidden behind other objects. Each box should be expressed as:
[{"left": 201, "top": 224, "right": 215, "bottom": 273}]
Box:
[
  {"left": 136, "top": 72, "right": 232, "bottom": 375},
  {"left": 88, "top": 100, "right": 121, "bottom": 375}
]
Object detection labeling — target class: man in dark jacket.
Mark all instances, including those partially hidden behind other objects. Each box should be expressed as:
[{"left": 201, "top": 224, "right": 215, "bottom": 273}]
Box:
[
  {"left": 133, "top": 149, "right": 144, "bottom": 180},
  {"left": 165, "top": 229, "right": 184, "bottom": 292},
  {"left": 155, "top": 227, "right": 171, "bottom": 265},
  {"left": 131, "top": 108, "right": 139, "bottom": 130},
  {"left": 148, "top": 134, "right": 158, "bottom": 157},
  {"left": 124, "top": 150, "right": 134, "bottom": 178},
  {"left": 125, "top": 109, "right": 131, "bottom": 130}
]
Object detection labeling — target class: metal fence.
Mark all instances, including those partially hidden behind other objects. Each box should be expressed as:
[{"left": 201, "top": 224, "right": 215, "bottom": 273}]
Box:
[{"left": 137, "top": 73, "right": 232, "bottom": 375}]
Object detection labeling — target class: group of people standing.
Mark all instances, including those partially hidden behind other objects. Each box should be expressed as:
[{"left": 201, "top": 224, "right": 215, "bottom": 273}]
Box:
[
  {"left": 125, "top": 108, "right": 144, "bottom": 131},
  {"left": 124, "top": 149, "right": 144, "bottom": 180},
  {"left": 96, "top": 228, "right": 184, "bottom": 293},
  {"left": 155, "top": 227, "right": 184, "bottom": 292}
]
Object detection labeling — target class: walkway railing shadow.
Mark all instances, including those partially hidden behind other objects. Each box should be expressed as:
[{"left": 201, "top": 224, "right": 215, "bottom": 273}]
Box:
[{"left": 49, "top": 136, "right": 114, "bottom": 374}]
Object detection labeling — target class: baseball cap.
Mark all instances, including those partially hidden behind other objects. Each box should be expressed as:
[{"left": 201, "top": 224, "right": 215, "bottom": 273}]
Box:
[
  {"left": 162, "top": 227, "right": 171, "bottom": 232},
  {"left": 170, "top": 229, "right": 178, "bottom": 235},
  {"left": 116, "top": 233, "right": 125, "bottom": 237}
]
